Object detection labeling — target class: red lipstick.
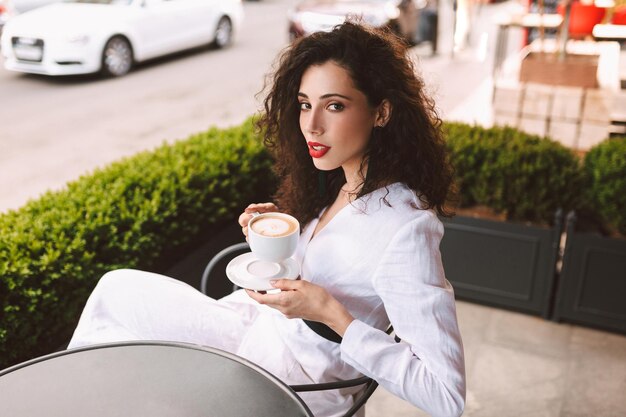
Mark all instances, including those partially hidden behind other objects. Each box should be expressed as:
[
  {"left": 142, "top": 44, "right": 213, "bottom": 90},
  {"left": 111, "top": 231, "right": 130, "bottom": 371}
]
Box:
[{"left": 307, "top": 141, "right": 331, "bottom": 158}]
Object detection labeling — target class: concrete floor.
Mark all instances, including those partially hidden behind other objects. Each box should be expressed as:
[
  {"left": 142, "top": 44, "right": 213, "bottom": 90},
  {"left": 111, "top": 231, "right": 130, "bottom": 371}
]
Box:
[{"left": 365, "top": 300, "right": 626, "bottom": 417}]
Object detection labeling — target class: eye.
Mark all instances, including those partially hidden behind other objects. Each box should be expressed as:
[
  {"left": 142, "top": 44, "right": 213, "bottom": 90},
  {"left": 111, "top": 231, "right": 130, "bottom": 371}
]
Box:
[
  {"left": 299, "top": 102, "right": 311, "bottom": 111},
  {"left": 327, "top": 103, "right": 344, "bottom": 111}
]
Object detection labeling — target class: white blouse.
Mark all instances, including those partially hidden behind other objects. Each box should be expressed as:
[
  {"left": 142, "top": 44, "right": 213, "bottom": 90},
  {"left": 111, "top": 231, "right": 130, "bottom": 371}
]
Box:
[
  {"left": 276, "top": 182, "right": 465, "bottom": 416},
  {"left": 68, "top": 182, "right": 465, "bottom": 417}
]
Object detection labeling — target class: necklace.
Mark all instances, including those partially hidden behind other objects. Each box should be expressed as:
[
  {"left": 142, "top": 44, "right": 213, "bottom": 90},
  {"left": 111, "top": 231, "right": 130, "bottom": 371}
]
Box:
[{"left": 340, "top": 184, "right": 362, "bottom": 199}]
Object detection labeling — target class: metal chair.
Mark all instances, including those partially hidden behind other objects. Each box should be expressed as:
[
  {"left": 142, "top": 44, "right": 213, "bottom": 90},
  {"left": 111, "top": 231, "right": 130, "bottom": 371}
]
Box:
[{"left": 200, "top": 242, "right": 384, "bottom": 417}]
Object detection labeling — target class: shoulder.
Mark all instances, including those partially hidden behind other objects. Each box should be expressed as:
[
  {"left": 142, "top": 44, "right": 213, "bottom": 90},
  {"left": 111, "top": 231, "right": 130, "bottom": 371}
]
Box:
[
  {"left": 371, "top": 207, "right": 446, "bottom": 287},
  {"left": 356, "top": 182, "right": 432, "bottom": 219},
  {"left": 352, "top": 182, "right": 443, "bottom": 242},
  {"left": 356, "top": 181, "right": 405, "bottom": 206}
]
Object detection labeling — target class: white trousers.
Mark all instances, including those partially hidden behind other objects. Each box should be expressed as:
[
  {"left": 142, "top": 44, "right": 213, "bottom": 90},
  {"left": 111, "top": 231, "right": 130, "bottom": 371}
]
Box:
[{"left": 69, "top": 269, "right": 362, "bottom": 417}]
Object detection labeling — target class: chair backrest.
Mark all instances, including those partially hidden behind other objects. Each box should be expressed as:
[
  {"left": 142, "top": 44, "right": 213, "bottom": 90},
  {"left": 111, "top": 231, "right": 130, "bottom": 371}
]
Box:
[
  {"left": 200, "top": 242, "right": 250, "bottom": 295},
  {"left": 200, "top": 242, "right": 390, "bottom": 417}
]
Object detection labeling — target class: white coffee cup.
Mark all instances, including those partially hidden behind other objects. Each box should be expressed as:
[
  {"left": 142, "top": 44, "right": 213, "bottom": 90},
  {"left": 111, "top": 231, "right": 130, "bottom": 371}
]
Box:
[{"left": 248, "top": 212, "right": 300, "bottom": 263}]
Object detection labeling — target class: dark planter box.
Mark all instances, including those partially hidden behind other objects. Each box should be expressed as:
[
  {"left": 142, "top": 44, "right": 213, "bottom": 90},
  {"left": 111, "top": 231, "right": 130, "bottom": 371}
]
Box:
[
  {"left": 440, "top": 214, "right": 562, "bottom": 317},
  {"left": 553, "top": 212, "right": 626, "bottom": 335}
]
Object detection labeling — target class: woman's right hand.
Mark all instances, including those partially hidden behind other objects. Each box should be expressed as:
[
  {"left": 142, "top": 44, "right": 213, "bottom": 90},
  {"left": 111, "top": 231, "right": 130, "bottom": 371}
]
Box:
[{"left": 238, "top": 202, "right": 278, "bottom": 239}]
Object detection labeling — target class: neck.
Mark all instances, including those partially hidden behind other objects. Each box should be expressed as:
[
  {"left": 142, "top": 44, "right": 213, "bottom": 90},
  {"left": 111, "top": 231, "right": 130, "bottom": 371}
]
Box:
[{"left": 342, "top": 160, "right": 367, "bottom": 195}]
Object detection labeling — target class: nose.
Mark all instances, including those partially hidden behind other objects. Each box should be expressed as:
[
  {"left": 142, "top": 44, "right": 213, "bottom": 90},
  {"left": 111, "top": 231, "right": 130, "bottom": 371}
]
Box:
[{"left": 302, "top": 106, "right": 324, "bottom": 136}]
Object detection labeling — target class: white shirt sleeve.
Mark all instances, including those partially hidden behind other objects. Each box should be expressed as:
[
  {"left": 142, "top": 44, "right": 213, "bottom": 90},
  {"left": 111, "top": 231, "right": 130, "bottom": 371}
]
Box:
[{"left": 339, "top": 211, "right": 466, "bottom": 417}]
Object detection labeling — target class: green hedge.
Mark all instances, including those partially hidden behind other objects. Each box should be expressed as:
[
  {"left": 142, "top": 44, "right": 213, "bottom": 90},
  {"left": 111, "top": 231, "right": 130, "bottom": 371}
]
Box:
[
  {"left": 444, "top": 123, "right": 583, "bottom": 224},
  {"left": 583, "top": 137, "right": 626, "bottom": 235},
  {"left": 1, "top": 118, "right": 623, "bottom": 370},
  {"left": 0, "top": 118, "right": 275, "bottom": 369}
]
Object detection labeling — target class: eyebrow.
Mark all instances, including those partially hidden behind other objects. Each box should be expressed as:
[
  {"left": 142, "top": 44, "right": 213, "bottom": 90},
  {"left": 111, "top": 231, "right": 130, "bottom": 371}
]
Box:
[{"left": 297, "top": 92, "right": 352, "bottom": 101}]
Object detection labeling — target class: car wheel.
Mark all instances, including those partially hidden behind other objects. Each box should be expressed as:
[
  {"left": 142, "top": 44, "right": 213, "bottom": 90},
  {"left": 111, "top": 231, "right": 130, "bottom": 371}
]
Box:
[
  {"left": 213, "top": 16, "right": 232, "bottom": 49},
  {"left": 101, "top": 36, "right": 133, "bottom": 77}
]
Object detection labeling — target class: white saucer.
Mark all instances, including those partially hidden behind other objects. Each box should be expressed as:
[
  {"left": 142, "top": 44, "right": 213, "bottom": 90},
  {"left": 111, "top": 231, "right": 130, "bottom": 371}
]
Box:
[{"left": 226, "top": 253, "right": 300, "bottom": 291}]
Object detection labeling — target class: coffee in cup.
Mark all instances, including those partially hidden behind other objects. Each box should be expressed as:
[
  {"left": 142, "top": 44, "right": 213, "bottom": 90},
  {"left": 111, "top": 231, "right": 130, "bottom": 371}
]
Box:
[
  {"left": 248, "top": 212, "right": 300, "bottom": 263},
  {"left": 249, "top": 214, "right": 298, "bottom": 237}
]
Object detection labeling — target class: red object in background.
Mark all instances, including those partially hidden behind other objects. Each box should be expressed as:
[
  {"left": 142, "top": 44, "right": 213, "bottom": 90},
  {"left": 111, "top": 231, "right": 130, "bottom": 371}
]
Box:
[
  {"left": 557, "top": 1, "right": 606, "bottom": 38},
  {"left": 612, "top": 6, "right": 626, "bottom": 25}
]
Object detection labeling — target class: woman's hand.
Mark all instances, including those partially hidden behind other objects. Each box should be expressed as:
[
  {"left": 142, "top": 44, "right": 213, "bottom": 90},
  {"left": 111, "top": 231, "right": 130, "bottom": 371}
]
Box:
[
  {"left": 238, "top": 202, "right": 278, "bottom": 239},
  {"left": 246, "top": 279, "right": 355, "bottom": 337}
]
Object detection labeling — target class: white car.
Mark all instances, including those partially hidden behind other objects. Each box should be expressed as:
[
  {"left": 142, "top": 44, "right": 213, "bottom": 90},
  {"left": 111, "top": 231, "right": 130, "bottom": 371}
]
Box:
[
  {"left": 0, "top": 0, "right": 243, "bottom": 77},
  {"left": 13, "top": 0, "right": 63, "bottom": 14}
]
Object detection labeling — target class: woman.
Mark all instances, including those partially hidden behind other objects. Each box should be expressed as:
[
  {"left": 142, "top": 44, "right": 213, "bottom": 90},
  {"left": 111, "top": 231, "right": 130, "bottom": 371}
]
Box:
[{"left": 69, "top": 22, "right": 465, "bottom": 417}]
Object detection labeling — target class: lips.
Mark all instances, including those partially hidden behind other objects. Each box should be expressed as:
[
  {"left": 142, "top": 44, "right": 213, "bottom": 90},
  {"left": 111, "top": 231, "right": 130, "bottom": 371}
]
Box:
[{"left": 307, "top": 141, "right": 331, "bottom": 158}]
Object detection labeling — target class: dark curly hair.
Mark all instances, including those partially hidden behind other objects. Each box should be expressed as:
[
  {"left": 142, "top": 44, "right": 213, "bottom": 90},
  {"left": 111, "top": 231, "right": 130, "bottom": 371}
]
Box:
[{"left": 256, "top": 21, "right": 455, "bottom": 227}]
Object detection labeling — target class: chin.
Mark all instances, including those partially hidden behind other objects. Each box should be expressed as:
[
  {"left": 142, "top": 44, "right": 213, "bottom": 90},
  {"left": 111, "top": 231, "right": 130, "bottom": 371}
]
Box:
[{"left": 312, "top": 160, "right": 339, "bottom": 171}]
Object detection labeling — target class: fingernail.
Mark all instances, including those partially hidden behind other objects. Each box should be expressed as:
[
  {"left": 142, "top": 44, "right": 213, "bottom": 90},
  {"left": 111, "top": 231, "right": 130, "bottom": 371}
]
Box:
[{"left": 270, "top": 280, "right": 277, "bottom": 285}]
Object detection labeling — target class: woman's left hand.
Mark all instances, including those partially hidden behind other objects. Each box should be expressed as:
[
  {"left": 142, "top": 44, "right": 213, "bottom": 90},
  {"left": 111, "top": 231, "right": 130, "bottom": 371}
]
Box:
[{"left": 246, "top": 279, "right": 355, "bottom": 337}]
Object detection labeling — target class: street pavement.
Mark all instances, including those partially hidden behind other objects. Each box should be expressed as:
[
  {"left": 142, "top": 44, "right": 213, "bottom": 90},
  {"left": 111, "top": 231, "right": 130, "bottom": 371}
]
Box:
[{"left": 0, "top": 0, "right": 522, "bottom": 214}]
